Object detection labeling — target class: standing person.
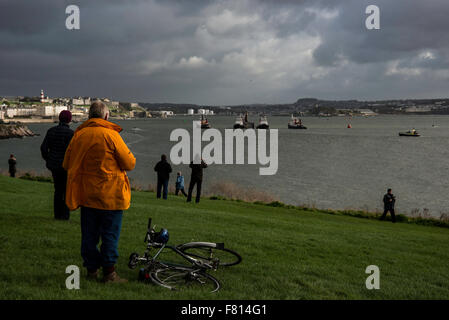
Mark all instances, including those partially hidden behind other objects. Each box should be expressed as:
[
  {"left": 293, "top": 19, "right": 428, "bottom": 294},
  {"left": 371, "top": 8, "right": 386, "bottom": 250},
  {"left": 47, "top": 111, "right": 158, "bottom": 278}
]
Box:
[
  {"left": 380, "top": 188, "right": 396, "bottom": 223},
  {"left": 40, "top": 110, "right": 74, "bottom": 220},
  {"left": 154, "top": 154, "right": 172, "bottom": 200},
  {"left": 63, "top": 101, "right": 136, "bottom": 283},
  {"left": 175, "top": 171, "right": 187, "bottom": 197},
  {"left": 187, "top": 156, "right": 207, "bottom": 203},
  {"left": 8, "top": 154, "right": 16, "bottom": 177}
]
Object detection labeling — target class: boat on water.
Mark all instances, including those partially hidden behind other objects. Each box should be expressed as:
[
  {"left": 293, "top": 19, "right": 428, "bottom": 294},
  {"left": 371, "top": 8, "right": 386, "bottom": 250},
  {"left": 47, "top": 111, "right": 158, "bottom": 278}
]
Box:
[
  {"left": 233, "top": 116, "right": 244, "bottom": 129},
  {"left": 399, "top": 129, "right": 420, "bottom": 137},
  {"left": 288, "top": 115, "right": 307, "bottom": 129},
  {"left": 131, "top": 127, "right": 143, "bottom": 133},
  {"left": 200, "top": 114, "right": 211, "bottom": 129},
  {"left": 256, "top": 115, "right": 269, "bottom": 129},
  {"left": 233, "top": 112, "right": 254, "bottom": 129}
]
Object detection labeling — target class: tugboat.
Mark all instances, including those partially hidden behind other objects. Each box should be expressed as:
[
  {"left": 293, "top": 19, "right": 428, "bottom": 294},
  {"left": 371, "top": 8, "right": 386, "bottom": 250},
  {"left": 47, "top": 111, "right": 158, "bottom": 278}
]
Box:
[
  {"left": 233, "top": 112, "right": 254, "bottom": 129},
  {"left": 399, "top": 128, "right": 420, "bottom": 137},
  {"left": 256, "top": 115, "right": 269, "bottom": 129},
  {"left": 288, "top": 115, "right": 307, "bottom": 129},
  {"left": 233, "top": 115, "right": 244, "bottom": 129},
  {"left": 200, "top": 114, "right": 211, "bottom": 129}
]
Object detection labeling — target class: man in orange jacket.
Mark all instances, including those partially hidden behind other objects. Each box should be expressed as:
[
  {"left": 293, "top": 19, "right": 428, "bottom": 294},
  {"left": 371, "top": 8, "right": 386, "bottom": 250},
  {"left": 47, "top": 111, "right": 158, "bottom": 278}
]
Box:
[{"left": 63, "top": 101, "right": 136, "bottom": 283}]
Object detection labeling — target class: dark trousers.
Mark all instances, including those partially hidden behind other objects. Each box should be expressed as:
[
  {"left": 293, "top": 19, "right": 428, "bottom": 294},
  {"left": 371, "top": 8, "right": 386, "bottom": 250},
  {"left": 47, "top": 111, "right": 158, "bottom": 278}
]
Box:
[
  {"left": 176, "top": 187, "right": 187, "bottom": 197},
  {"left": 381, "top": 207, "right": 396, "bottom": 222},
  {"left": 157, "top": 178, "right": 169, "bottom": 199},
  {"left": 9, "top": 170, "right": 15, "bottom": 178},
  {"left": 80, "top": 207, "right": 123, "bottom": 272},
  {"left": 187, "top": 178, "right": 202, "bottom": 203},
  {"left": 51, "top": 168, "right": 70, "bottom": 220}
]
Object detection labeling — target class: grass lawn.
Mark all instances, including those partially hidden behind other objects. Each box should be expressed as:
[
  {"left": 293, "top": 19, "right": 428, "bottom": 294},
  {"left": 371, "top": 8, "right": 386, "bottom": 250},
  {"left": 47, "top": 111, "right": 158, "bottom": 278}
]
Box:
[{"left": 0, "top": 175, "right": 448, "bottom": 300}]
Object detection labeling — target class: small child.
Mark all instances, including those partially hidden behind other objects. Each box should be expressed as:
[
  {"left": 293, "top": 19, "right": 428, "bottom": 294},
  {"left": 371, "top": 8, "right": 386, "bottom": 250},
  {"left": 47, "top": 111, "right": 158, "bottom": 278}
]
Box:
[{"left": 175, "top": 171, "right": 187, "bottom": 196}]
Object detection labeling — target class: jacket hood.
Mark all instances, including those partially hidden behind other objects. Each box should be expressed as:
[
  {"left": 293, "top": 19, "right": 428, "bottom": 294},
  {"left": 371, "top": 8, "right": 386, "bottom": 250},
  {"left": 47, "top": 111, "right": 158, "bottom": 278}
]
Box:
[{"left": 76, "top": 118, "right": 122, "bottom": 133}]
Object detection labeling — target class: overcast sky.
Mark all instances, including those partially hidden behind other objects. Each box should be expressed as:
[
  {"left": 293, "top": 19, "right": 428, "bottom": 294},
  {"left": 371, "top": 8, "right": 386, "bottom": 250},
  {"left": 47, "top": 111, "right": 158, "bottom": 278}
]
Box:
[{"left": 1, "top": 0, "right": 448, "bottom": 105}]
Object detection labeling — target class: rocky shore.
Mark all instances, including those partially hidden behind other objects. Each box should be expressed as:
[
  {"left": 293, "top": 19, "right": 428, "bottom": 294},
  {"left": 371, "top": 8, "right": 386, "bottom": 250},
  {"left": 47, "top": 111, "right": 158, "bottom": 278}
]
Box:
[{"left": 0, "top": 124, "right": 39, "bottom": 139}]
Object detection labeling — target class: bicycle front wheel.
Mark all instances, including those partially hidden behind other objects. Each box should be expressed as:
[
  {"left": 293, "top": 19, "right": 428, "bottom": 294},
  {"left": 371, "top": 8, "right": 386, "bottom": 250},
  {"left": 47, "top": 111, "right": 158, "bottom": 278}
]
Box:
[
  {"left": 150, "top": 266, "right": 220, "bottom": 293},
  {"left": 178, "top": 242, "right": 242, "bottom": 267}
]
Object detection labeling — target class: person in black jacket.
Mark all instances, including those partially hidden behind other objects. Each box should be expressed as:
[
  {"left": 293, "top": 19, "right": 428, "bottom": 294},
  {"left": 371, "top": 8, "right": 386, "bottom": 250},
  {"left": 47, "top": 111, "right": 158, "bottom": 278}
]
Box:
[
  {"left": 380, "top": 188, "right": 396, "bottom": 223},
  {"left": 154, "top": 154, "right": 172, "bottom": 199},
  {"left": 8, "top": 154, "right": 16, "bottom": 177},
  {"left": 40, "top": 110, "right": 74, "bottom": 220},
  {"left": 187, "top": 156, "right": 208, "bottom": 203}
]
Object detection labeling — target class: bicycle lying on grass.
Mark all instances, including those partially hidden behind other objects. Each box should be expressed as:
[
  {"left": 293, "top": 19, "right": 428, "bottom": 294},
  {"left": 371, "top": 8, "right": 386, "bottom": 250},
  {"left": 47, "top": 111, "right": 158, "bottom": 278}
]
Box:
[{"left": 128, "top": 218, "right": 242, "bottom": 292}]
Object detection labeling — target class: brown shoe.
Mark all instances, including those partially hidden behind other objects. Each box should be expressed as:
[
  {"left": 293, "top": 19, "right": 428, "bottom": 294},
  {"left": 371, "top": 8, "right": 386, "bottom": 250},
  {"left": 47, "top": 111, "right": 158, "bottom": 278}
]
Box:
[
  {"left": 103, "top": 271, "right": 128, "bottom": 284},
  {"left": 87, "top": 270, "right": 99, "bottom": 281}
]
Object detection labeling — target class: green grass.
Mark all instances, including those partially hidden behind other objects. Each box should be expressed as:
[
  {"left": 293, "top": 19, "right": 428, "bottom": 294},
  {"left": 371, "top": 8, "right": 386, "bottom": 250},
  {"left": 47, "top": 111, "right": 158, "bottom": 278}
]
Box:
[{"left": 0, "top": 175, "right": 448, "bottom": 300}]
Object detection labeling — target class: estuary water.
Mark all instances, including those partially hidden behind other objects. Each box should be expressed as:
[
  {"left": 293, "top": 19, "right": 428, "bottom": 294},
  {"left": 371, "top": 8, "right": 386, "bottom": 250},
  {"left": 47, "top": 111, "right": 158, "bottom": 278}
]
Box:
[{"left": 2, "top": 115, "right": 449, "bottom": 217}]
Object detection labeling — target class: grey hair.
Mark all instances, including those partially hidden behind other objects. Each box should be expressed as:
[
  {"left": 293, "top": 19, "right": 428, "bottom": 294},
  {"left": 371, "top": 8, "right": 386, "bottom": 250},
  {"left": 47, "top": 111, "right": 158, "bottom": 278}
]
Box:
[{"left": 89, "top": 101, "right": 109, "bottom": 119}]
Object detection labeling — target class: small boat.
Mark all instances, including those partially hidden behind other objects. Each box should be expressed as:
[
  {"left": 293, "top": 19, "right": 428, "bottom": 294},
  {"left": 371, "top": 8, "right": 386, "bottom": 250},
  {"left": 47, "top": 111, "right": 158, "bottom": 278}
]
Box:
[
  {"left": 200, "top": 114, "right": 210, "bottom": 129},
  {"left": 288, "top": 115, "right": 307, "bottom": 129},
  {"left": 256, "top": 115, "right": 269, "bottom": 129},
  {"left": 131, "top": 127, "right": 143, "bottom": 133},
  {"left": 233, "top": 112, "right": 254, "bottom": 129},
  {"left": 399, "top": 129, "right": 420, "bottom": 137},
  {"left": 233, "top": 116, "right": 244, "bottom": 129}
]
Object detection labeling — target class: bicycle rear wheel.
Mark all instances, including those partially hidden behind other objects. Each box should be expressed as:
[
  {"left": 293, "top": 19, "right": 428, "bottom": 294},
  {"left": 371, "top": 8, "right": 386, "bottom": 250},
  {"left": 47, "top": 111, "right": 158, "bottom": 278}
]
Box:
[
  {"left": 150, "top": 265, "right": 220, "bottom": 293},
  {"left": 178, "top": 242, "right": 242, "bottom": 267}
]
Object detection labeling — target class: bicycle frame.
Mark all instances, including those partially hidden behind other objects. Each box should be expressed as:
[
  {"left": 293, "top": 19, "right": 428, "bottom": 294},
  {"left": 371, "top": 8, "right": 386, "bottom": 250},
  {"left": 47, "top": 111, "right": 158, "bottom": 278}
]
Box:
[{"left": 135, "top": 219, "right": 219, "bottom": 271}]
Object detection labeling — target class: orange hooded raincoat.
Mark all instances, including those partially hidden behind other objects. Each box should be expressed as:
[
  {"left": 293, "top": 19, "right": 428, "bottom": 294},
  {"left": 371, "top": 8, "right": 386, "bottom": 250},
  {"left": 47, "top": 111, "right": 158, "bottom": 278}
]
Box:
[{"left": 62, "top": 118, "right": 136, "bottom": 211}]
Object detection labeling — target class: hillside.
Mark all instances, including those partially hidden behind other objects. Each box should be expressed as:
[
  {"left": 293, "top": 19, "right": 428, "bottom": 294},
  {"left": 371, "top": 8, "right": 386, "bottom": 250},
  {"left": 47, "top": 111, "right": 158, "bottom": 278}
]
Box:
[{"left": 0, "top": 175, "right": 448, "bottom": 299}]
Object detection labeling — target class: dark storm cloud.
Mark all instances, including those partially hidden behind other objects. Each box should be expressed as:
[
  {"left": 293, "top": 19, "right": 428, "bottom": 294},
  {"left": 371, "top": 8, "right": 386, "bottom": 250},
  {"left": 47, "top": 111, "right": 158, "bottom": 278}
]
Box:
[{"left": 1, "top": 0, "right": 449, "bottom": 104}]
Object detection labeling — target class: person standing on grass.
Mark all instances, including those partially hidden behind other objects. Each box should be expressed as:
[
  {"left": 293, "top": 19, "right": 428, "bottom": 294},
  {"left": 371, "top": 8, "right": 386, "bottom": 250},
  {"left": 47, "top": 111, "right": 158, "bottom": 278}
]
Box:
[
  {"left": 8, "top": 154, "right": 16, "bottom": 178},
  {"left": 40, "top": 110, "right": 74, "bottom": 220},
  {"left": 380, "top": 188, "right": 396, "bottom": 223},
  {"left": 187, "top": 155, "right": 207, "bottom": 203},
  {"left": 63, "top": 101, "right": 136, "bottom": 283},
  {"left": 154, "top": 154, "right": 172, "bottom": 199},
  {"left": 175, "top": 171, "right": 187, "bottom": 197}
]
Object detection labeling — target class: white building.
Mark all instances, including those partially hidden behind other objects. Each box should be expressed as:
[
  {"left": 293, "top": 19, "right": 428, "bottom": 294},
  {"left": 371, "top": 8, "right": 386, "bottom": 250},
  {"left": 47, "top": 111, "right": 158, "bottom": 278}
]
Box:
[
  {"left": 54, "top": 105, "right": 68, "bottom": 115},
  {"left": 38, "top": 105, "right": 68, "bottom": 117},
  {"left": 197, "top": 109, "right": 214, "bottom": 115},
  {"left": 405, "top": 106, "right": 431, "bottom": 113},
  {"left": 0, "top": 110, "right": 5, "bottom": 120},
  {"left": 6, "top": 108, "right": 37, "bottom": 118},
  {"left": 72, "top": 98, "right": 84, "bottom": 105},
  {"left": 187, "top": 108, "right": 195, "bottom": 115},
  {"left": 357, "top": 109, "right": 377, "bottom": 116}
]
